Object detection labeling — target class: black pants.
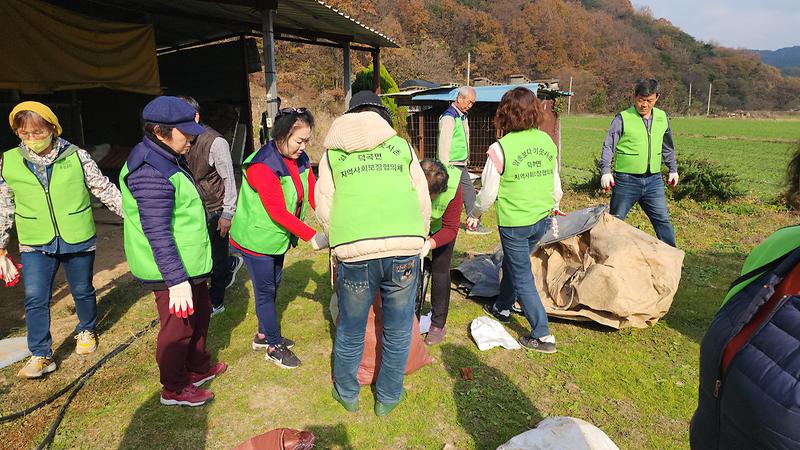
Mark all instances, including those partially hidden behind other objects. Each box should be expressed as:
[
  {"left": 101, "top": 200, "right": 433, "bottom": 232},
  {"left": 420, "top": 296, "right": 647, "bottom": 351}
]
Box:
[
  {"left": 430, "top": 239, "right": 456, "bottom": 328},
  {"left": 208, "top": 211, "right": 235, "bottom": 308}
]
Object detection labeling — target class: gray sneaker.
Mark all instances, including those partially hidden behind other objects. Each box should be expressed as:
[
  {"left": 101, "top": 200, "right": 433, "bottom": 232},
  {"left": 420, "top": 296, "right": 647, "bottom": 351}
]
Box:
[
  {"left": 519, "top": 335, "right": 557, "bottom": 354},
  {"left": 425, "top": 326, "right": 446, "bottom": 345},
  {"left": 466, "top": 223, "right": 492, "bottom": 235}
]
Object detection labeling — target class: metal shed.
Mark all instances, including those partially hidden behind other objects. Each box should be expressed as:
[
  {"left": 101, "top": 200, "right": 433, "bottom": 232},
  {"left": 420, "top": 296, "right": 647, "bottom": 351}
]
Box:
[
  {"left": 1, "top": 0, "right": 398, "bottom": 159},
  {"left": 390, "top": 83, "right": 571, "bottom": 171}
]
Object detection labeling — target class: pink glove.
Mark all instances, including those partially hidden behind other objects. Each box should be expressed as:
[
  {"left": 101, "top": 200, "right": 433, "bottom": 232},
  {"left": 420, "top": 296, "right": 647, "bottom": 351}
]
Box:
[{"left": 0, "top": 254, "right": 22, "bottom": 287}]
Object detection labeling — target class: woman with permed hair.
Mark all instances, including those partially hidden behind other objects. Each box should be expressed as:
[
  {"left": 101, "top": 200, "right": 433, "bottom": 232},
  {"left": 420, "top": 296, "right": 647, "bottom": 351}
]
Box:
[
  {"left": 418, "top": 158, "right": 462, "bottom": 345},
  {"left": 229, "top": 107, "right": 328, "bottom": 370},
  {"left": 468, "top": 87, "right": 564, "bottom": 354}
]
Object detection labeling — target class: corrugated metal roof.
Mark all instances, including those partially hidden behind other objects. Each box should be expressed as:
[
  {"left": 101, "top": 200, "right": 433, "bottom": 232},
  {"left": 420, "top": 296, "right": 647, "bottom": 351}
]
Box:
[
  {"left": 294, "top": 0, "right": 398, "bottom": 48},
  {"left": 50, "top": 0, "right": 397, "bottom": 49}
]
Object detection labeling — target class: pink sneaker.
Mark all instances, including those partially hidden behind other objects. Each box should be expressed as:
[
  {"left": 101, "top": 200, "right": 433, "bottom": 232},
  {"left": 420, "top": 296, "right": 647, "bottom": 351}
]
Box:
[
  {"left": 160, "top": 385, "right": 214, "bottom": 407},
  {"left": 189, "top": 362, "right": 228, "bottom": 387}
]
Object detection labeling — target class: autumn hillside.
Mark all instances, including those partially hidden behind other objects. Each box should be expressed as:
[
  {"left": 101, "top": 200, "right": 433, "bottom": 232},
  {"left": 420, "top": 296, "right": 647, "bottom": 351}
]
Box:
[{"left": 274, "top": 0, "right": 800, "bottom": 114}]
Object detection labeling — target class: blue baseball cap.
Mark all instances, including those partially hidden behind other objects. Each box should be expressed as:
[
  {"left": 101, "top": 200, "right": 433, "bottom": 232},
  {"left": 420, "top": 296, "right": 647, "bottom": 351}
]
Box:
[{"left": 142, "top": 96, "right": 205, "bottom": 136}]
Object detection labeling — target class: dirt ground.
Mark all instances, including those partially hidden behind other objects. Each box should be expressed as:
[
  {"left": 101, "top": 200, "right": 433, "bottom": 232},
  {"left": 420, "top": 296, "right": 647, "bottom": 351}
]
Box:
[{"left": 1, "top": 207, "right": 129, "bottom": 344}]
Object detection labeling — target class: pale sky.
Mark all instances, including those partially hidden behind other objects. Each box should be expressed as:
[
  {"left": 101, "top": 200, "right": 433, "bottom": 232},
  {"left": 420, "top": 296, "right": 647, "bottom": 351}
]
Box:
[{"left": 632, "top": 0, "right": 799, "bottom": 50}]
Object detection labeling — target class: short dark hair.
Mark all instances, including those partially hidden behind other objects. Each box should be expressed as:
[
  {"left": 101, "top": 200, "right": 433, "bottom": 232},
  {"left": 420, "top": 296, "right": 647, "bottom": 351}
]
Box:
[
  {"left": 347, "top": 104, "right": 393, "bottom": 126},
  {"left": 634, "top": 79, "right": 660, "bottom": 97},
  {"left": 144, "top": 122, "right": 174, "bottom": 139},
  {"left": 176, "top": 95, "right": 200, "bottom": 114},
  {"left": 420, "top": 158, "right": 449, "bottom": 195},
  {"left": 494, "top": 87, "right": 544, "bottom": 134},
  {"left": 270, "top": 108, "right": 314, "bottom": 145}
]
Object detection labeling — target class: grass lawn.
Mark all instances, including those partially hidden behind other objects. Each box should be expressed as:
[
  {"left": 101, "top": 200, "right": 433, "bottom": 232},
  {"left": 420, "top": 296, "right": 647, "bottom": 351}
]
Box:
[
  {"left": 560, "top": 115, "right": 799, "bottom": 199},
  {"left": 1, "top": 115, "right": 798, "bottom": 449}
]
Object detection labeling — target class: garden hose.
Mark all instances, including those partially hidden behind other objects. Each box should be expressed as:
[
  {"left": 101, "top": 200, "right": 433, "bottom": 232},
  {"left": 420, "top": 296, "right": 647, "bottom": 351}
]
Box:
[{"left": 0, "top": 318, "right": 159, "bottom": 449}]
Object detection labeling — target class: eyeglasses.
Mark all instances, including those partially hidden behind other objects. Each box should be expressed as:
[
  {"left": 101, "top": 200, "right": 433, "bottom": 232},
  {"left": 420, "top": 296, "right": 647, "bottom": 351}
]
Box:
[
  {"left": 16, "top": 129, "right": 51, "bottom": 139},
  {"left": 277, "top": 107, "right": 308, "bottom": 117}
]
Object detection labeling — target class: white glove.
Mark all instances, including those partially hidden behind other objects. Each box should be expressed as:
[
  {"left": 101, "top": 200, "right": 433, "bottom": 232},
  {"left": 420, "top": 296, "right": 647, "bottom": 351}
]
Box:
[
  {"left": 0, "top": 253, "right": 19, "bottom": 283},
  {"left": 668, "top": 172, "right": 679, "bottom": 187},
  {"left": 551, "top": 217, "right": 560, "bottom": 239},
  {"left": 600, "top": 173, "right": 615, "bottom": 190},
  {"left": 420, "top": 239, "right": 432, "bottom": 259},
  {"left": 466, "top": 216, "right": 480, "bottom": 231},
  {"left": 168, "top": 281, "right": 194, "bottom": 318},
  {"left": 310, "top": 232, "right": 329, "bottom": 251}
]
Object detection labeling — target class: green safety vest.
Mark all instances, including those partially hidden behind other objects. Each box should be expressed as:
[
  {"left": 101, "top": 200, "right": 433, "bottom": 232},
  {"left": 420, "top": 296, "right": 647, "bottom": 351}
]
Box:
[
  {"left": 229, "top": 149, "right": 310, "bottom": 255},
  {"left": 328, "top": 135, "right": 425, "bottom": 247},
  {"left": 120, "top": 162, "right": 211, "bottom": 283},
  {"left": 615, "top": 106, "right": 668, "bottom": 174},
  {"left": 496, "top": 129, "right": 556, "bottom": 227},
  {"left": 430, "top": 164, "right": 462, "bottom": 234},
  {"left": 1, "top": 147, "right": 95, "bottom": 246},
  {"left": 440, "top": 108, "right": 469, "bottom": 163},
  {"left": 722, "top": 225, "right": 800, "bottom": 305}
]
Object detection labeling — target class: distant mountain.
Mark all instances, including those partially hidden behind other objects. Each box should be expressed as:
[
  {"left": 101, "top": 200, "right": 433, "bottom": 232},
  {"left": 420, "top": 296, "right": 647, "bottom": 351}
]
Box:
[
  {"left": 754, "top": 46, "right": 800, "bottom": 76},
  {"left": 314, "top": 0, "right": 800, "bottom": 112}
]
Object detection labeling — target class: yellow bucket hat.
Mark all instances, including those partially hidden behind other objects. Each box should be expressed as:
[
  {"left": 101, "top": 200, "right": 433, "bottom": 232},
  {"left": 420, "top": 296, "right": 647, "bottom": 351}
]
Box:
[{"left": 8, "top": 101, "right": 62, "bottom": 136}]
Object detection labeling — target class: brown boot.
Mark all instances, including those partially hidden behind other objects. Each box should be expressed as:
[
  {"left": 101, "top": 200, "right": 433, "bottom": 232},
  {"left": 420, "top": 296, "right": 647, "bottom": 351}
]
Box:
[{"left": 425, "top": 326, "right": 446, "bottom": 345}]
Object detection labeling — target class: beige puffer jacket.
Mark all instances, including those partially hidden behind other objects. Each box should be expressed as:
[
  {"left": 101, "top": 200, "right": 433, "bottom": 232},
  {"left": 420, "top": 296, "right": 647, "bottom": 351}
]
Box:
[{"left": 315, "top": 111, "right": 431, "bottom": 262}]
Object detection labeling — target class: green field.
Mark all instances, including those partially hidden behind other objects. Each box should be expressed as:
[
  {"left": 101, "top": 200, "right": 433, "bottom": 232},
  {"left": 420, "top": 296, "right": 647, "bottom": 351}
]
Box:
[
  {"left": 1, "top": 116, "right": 798, "bottom": 449},
  {"left": 560, "top": 115, "right": 800, "bottom": 199}
]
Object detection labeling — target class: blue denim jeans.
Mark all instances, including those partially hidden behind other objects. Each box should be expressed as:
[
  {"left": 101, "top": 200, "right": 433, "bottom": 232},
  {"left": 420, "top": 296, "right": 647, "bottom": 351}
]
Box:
[
  {"left": 240, "top": 252, "right": 285, "bottom": 346},
  {"left": 610, "top": 172, "right": 676, "bottom": 247},
  {"left": 333, "top": 255, "right": 419, "bottom": 404},
  {"left": 495, "top": 218, "right": 551, "bottom": 339},
  {"left": 21, "top": 251, "right": 97, "bottom": 357}
]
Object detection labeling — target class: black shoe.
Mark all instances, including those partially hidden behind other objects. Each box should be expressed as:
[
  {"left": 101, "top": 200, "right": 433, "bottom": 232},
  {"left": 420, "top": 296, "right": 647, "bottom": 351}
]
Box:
[
  {"left": 266, "top": 344, "right": 301, "bottom": 369},
  {"left": 518, "top": 335, "right": 557, "bottom": 354},
  {"left": 210, "top": 304, "right": 225, "bottom": 318},
  {"left": 510, "top": 302, "right": 524, "bottom": 315},
  {"left": 252, "top": 335, "right": 294, "bottom": 350},
  {"left": 226, "top": 255, "right": 245, "bottom": 288},
  {"left": 483, "top": 303, "right": 511, "bottom": 324}
]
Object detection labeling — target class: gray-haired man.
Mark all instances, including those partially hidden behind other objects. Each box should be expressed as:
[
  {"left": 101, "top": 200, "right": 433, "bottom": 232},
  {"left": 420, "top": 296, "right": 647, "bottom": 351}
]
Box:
[{"left": 437, "top": 86, "right": 491, "bottom": 234}]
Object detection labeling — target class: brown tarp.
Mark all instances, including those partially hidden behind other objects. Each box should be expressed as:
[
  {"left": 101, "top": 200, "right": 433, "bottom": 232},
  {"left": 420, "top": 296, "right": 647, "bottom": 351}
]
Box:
[
  {"left": 0, "top": 0, "right": 160, "bottom": 94},
  {"left": 532, "top": 213, "right": 684, "bottom": 329}
]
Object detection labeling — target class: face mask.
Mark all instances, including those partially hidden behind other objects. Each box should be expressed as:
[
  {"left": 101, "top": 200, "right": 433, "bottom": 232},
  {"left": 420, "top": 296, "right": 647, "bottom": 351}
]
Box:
[{"left": 23, "top": 135, "right": 53, "bottom": 153}]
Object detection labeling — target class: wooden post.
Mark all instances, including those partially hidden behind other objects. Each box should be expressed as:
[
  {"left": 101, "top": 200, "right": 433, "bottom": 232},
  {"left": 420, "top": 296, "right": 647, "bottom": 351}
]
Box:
[
  {"left": 567, "top": 76, "right": 573, "bottom": 114},
  {"left": 260, "top": 1, "right": 279, "bottom": 131},
  {"left": 706, "top": 82, "right": 712, "bottom": 116},
  {"left": 372, "top": 48, "right": 381, "bottom": 94},
  {"left": 418, "top": 113, "right": 425, "bottom": 160},
  {"left": 342, "top": 41, "right": 352, "bottom": 110}
]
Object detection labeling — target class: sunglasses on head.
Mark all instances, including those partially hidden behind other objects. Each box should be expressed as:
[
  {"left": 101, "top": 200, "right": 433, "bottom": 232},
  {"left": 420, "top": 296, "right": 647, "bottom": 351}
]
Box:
[{"left": 277, "top": 107, "right": 308, "bottom": 117}]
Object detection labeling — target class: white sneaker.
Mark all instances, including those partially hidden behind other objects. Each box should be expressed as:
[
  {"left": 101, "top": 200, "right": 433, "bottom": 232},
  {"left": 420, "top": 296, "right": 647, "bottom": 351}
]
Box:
[{"left": 18, "top": 356, "right": 57, "bottom": 379}]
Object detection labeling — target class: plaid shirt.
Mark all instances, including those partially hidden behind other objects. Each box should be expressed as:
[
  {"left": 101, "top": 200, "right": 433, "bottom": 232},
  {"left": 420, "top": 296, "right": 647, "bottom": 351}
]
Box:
[{"left": 0, "top": 138, "right": 122, "bottom": 251}]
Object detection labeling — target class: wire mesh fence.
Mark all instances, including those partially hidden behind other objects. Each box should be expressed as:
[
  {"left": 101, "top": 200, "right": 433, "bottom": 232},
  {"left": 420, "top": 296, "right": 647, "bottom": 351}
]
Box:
[{"left": 406, "top": 100, "right": 560, "bottom": 172}]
